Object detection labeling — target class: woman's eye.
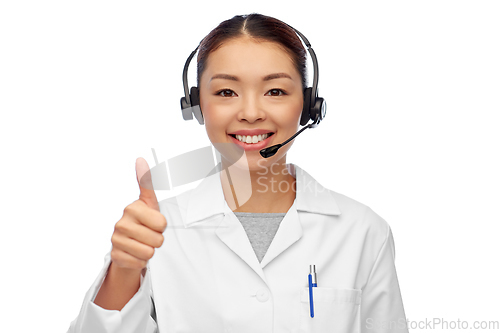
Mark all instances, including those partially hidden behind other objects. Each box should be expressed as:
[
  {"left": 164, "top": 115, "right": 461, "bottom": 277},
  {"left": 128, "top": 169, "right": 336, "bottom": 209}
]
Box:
[
  {"left": 266, "top": 89, "right": 286, "bottom": 96},
  {"left": 216, "top": 89, "right": 236, "bottom": 97}
]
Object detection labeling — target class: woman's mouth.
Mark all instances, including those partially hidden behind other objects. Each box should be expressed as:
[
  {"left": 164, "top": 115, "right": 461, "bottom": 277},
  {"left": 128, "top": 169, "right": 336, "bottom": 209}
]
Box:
[{"left": 228, "top": 132, "right": 275, "bottom": 151}]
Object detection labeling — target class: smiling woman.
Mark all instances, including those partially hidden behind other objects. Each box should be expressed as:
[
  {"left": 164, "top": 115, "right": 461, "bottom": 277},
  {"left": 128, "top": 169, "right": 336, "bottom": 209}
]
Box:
[{"left": 68, "top": 13, "right": 409, "bottom": 333}]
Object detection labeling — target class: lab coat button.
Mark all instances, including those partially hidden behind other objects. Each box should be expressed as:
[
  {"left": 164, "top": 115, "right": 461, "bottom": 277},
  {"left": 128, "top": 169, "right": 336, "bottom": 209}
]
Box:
[{"left": 256, "top": 289, "right": 269, "bottom": 302}]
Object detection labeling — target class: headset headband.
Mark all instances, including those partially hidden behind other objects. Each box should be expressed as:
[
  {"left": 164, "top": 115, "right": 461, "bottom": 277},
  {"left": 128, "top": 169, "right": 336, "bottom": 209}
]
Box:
[{"left": 182, "top": 25, "right": 318, "bottom": 104}]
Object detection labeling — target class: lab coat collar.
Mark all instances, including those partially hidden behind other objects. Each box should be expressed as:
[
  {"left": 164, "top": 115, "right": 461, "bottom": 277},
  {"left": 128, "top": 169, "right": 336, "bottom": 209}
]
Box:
[{"left": 185, "top": 163, "right": 341, "bottom": 227}]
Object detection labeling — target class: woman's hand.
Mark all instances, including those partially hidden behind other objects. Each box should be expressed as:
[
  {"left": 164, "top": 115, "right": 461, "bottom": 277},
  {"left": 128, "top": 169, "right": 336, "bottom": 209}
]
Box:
[
  {"left": 110, "top": 157, "right": 167, "bottom": 271},
  {"left": 94, "top": 157, "right": 166, "bottom": 310}
]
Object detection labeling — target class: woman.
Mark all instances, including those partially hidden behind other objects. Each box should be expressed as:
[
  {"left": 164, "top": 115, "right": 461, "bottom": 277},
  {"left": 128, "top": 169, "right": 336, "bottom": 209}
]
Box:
[{"left": 68, "top": 13, "right": 408, "bottom": 333}]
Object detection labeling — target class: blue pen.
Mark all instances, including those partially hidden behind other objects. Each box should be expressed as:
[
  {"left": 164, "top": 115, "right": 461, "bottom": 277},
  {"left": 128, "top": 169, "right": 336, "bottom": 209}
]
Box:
[{"left": 308, "top": 264, "right": 317, "bottom": 318}]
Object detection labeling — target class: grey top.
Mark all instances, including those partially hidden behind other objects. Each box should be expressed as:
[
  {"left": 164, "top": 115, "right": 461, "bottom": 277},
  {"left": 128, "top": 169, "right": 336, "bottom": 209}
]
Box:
[{"left": 233, "top": 212, "right": 286, "bottom": 263}]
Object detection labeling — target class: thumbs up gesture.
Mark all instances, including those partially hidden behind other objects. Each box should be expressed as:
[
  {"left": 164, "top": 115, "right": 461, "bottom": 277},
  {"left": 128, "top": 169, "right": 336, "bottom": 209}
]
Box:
[{"left": 110, "top": 157, "right": 167, "bottom": 271}]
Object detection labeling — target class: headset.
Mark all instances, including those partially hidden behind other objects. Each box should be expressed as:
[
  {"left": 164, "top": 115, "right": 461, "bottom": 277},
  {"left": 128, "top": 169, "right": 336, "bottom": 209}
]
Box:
[{"left": 180, "top": 23, "right": 327, "bottom": 158}]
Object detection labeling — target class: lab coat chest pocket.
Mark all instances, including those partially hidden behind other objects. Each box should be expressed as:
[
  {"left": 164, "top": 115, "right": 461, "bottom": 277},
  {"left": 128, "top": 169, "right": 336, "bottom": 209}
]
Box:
[{"left": 298, "top": 287, "right": 361, "bottom": 333}]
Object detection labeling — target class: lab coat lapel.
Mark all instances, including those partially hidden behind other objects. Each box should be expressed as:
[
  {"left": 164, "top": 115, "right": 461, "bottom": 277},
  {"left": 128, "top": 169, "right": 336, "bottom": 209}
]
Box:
[
  {"left": 260, "top": 165, "right": 342, "bottom": 268},
  {"left": 183, "top": 164, "right": 267, "bottom": 281},
  {"left": 215, "top": 209, "right": 268, "bottom": 282},
  {"left": 259, "top": 200, "right": 302, "bottom": 269},
  {"left": 184, "top": 164, "right": 226, "bottom": 226}
]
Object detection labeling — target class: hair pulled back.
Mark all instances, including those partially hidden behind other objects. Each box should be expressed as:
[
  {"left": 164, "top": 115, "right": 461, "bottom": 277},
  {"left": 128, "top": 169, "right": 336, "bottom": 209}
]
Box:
[{"left": 196, "top": 13, "right": 307, "bottom": 90}]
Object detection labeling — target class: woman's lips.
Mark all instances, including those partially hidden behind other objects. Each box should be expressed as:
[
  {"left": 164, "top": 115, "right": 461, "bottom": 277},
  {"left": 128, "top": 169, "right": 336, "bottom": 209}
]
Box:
[{"left": 228, "top": 133, "right": 274, "bottom": 151}]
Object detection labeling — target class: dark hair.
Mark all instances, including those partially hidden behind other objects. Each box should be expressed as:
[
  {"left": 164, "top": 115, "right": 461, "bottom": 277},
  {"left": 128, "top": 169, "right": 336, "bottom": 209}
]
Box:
[{"left": 196, "top": 13, "right": 307, "bottom": 90}]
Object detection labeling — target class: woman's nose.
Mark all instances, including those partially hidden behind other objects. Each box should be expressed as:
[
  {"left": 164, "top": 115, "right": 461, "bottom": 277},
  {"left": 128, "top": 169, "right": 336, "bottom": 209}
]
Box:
[{"left": 237, "top": 96, "right": 266, "bottom": 123}]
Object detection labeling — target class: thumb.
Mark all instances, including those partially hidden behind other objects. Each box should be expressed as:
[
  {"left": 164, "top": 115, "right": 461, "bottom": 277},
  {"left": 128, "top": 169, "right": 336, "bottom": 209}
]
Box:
[{"left": 135, "top": 157, "right": 160, "bottom": 211}]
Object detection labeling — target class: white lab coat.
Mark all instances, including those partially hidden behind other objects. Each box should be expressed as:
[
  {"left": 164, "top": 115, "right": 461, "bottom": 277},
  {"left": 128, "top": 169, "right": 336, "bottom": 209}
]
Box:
[{"left": 68, "top": 163, "right": 408, "bottom": 333}]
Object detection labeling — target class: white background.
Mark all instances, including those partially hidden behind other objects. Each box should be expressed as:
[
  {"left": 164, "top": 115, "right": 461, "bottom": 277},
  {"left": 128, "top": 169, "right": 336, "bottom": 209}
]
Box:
[{"left": 1, "top": 0, "right": 499, "bottom": 331}]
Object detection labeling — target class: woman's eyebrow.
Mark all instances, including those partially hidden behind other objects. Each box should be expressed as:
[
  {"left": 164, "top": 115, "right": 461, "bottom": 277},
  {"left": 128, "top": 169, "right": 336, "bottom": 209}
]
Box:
[
  {"left": 210, "top": 74, "right": 239, "bottom": 82},
  {"left": 210, "top": 72, "right": 292, "bottom": 82},
  {"left": 263, "top": 73, "right": 292, "bottom": 81}
]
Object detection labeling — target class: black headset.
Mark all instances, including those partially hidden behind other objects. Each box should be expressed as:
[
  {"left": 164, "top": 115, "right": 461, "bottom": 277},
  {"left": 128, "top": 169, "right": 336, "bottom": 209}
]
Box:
[{"left": 180, "top": 24, "right": 326, "bottom": 128}]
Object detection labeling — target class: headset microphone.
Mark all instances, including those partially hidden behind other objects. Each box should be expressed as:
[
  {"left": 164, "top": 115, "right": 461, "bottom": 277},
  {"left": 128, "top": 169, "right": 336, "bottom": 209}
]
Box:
[
  {"left": 258, "top": 112, "right": 324, "bottom": 158},
  {"left": 180, "top": 22, "right": 327, "bottom": 159}
]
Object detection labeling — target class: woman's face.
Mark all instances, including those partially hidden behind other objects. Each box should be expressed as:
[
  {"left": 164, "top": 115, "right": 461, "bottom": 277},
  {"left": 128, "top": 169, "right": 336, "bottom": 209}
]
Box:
[{"left": 199, "top": 36, "right": 303, "bottom": 171}]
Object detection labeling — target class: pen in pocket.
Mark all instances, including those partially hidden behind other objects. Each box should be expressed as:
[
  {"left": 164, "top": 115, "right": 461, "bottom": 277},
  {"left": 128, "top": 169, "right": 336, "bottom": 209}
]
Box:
[{"left": 308, "top": 264, "right": 317, "bottom": 318}]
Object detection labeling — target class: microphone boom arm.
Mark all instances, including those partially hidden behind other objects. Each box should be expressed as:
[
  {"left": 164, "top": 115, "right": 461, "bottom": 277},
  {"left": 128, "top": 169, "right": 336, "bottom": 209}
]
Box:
[{"left": 259, "top": 122, "right": 318, "bottom": 158}]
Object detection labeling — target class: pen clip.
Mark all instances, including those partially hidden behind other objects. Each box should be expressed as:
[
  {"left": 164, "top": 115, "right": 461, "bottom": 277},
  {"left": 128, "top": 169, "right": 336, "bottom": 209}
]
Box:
[{"left": 309, "top": 264, "right": 317, "bottom": 287}]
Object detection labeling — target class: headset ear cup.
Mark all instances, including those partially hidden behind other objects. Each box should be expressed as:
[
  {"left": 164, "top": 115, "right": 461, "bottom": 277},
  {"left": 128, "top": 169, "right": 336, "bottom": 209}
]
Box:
[
  {"left": 310, "top": 97, "right": 325, "bottom": 124},
  {"left": 180, "top": 96, "right": 193, "bottom": 120},
  {"left": 301, "top": 87, "right": 312, "bottom": 126},
  {"left": 189, "top": 86, "right": 204, "bottom": 125},
  {"left": 190, "top": 86, "right": 200, "bottom": 107},
  {"left": 314, "top": 97, "right": 326, "bottom": 123}
]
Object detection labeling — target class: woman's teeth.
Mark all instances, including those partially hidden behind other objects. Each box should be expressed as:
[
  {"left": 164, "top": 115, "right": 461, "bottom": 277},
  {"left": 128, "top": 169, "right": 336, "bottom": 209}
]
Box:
[{"left": 235, "top": 133, "right": 271, "bottom": 144}]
